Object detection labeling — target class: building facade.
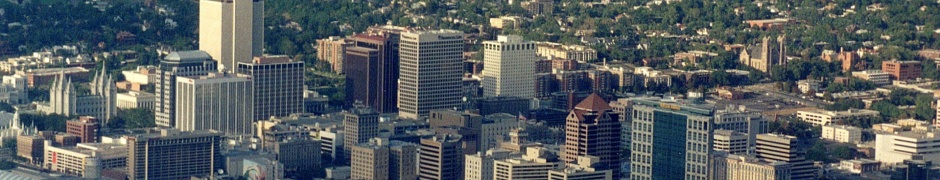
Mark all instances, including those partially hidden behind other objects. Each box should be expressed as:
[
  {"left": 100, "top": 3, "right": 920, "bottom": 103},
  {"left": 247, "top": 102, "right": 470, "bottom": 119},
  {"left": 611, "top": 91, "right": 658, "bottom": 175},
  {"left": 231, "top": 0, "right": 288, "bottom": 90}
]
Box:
[
  {"left": 796, "top": 109, "right": 879, "bottom": 126},
  {"left": 851, "top": 70, "right": 891, "bottom": 86},
  {"left": 155, "top": 51, "right": 218, "bottom": 128},
  {"left": 882, "top": 60, "right": 923, "bottom": 80},
  {"left": 631, "top": 97, "right": 714, "bottom": 180},
  {"left": 418, "top": 134, "right": 463, "bottom": 180},
  {"left": 343, "top": 105, "right": 380, "bottom": 158},
  {"left": 397, "top": 30, "right": 464, "bottom": 119},
  {"left": 316, "top": 36, "right": 353, "bottom": 73},
  {"left": 755, "top": 134, "right": 817, "bottom": 180},
  {"left": 236, "top": 56, "right": 305, "bottom": 120},
  {"left": 563, "top": 94, "right": 621, "bottom": 179},
  {"left": 176, "top": 73, "right": 253, "bottom": 136},
  {"left": 725, "top": 155, "right": 791, "bottom": 180},
  {"left": 821, "top": 125, "right": 862, "bottom": 143},
  {"left": 349, "top": 33, "right": 401, "bottom": 113},
  {"left": 66, "top": 116, "right": 98, "bottom": 143},
  {"left": 116, "top": 91, "right": 155, "bottom": 109},
  {"left": 38, "top": 67, "right": 116, "bottom": 122},
  {"left": 739, "top": 36, "right": 787, "bottom": 73},
  {"left": 482, "top": 35, "right": 537, "bottom": 99},
  {"left": 127, "top": 129, "right": 222, "bottom": 180},
  {"left": 198, "top": 0, "right": 263, "bottom": 71}
]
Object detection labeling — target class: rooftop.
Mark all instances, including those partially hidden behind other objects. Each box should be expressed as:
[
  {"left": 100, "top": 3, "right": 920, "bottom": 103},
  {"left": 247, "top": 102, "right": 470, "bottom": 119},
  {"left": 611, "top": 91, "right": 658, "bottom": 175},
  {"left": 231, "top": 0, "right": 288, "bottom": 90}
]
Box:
[{"left": 164, "top": 50, "right": 212, "bottom": 62}]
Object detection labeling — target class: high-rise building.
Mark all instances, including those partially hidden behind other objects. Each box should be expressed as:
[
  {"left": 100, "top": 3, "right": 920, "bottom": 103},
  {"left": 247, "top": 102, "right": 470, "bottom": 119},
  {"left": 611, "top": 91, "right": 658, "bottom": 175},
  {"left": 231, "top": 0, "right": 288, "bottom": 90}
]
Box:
[
  {"left": 482, "top": 35, "right": 536, "bottom": 99},
  {"left": 316, "top": 36, "right": 353, "bottom": 73},
  {"left": 563, "top": 94, "right": 621, "bottom": 179},
  {"left": 350, "top": 138, "right": 418, "bottom": 180},
  {"left": 714, "top": 130, "right": 749, "bottom": 155},
  {"left": 155, "top": 51, "right": 217, "bottom": 128},
  {"left": 198, "top": 0, "right": 263, "bottom": 71},
  {"left": 236, "top": 56, "right": 305, "bottom": 120},
  {"left": 397, "top": 30, "right": 464, "bottom": 119},
  {"left": 127, "top": 129, "right": 222, "bottom": 180},
  {"left": 176, "top": 72, "right": 253, "bottom": 136},
  {"left": 274, "top": 138, "right": 322, "bottom": 179},
  {"left": 493, "top": 147, "right": 561, "bottom": 180},
  {"left": 418, "top": 134, "right": 464, "bottom": 180},
  {"left": 345, "top": 47, "right": 380, "bottom": 108},
  {"left": 66, "top": 116, "right": 99, "bottom": 143},
  {"left": 344, "top": 105, "right": 380, "bottom": 158},
  {"left": 349, "top": 33, "right": 400, "bottom": 113},
  {"left": 755, "top": 134, "right": 817, "bottom": 180},
  {"left": 631, "top": 97, "right": 715, "bottom": 180}
]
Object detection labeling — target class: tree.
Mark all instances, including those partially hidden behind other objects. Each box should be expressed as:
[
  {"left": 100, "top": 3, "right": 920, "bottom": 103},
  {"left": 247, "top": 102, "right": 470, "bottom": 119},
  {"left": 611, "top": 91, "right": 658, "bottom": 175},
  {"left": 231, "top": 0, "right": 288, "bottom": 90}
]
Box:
[
  {"left": 915, "top": 94, "right": 936, "bottom": 121},
  {"left": 871, "top": 101, "right": 901, "bottom": 118},
  {"left": 826, "top": 98, "right": 865, "bottom": 111},
  {"left": 0, "top": 102, "right": 14, "bottom": 113},
  {"left": 113, "top": 108, "right": 156, "bottom": 129}
]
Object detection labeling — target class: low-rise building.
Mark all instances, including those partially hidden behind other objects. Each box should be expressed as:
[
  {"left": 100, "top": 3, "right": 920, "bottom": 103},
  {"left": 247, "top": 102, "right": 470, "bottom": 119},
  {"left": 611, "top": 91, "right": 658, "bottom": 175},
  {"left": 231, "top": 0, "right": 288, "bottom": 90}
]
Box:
[
  {"left": 121, "top": 66, "right": 157, "bottom": 85},
  {"left": 796, "top": 108, "right": 879, "bottom": 126},
  {"left": 547, "top": 155, "right": 613, "bottom": 180},
  {"left": 821, "top": 125, "right": 862, "bottom": 143},
  {"left": 116, "top": 91, "right": 155, "bottom": 109},
  {"left": 714, "top": 130, "right": 749, "bottom": 155},
  {"left": 489, "top": 16, "right": 527, "bottom": 29},
  {"left": 717, "top": 86, "right": 745, "bottom": 100},
  {"left": 725, "top": 154, "right": 791, "bottom": 180},
  {"left": 851, "top": 70, "right": 891, "bottom": 86},
  {"left": 43, "top": 142, "right": 128, "bottom": 178},
  {"left": 839, "top": 159, "right": 880, "bottom": 174},
  {"left": 875, "top": 123, "right": 940, "bottom": 166},
  {"left": 797, "top": 79, "right": 821, "bottom": 94},
  {"left": 535, "top": 42, "right": 597, "bottom": 63},
  {"left": 882, "top": 60, "right": 922, "bottom": 80}
]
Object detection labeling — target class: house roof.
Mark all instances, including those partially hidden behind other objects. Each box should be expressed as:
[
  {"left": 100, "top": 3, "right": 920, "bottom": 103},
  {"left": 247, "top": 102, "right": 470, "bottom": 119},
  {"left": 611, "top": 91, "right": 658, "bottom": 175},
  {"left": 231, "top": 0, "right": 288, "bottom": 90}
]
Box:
[{"left": 574, "top": 93, "right": 610, "bottom": 111}]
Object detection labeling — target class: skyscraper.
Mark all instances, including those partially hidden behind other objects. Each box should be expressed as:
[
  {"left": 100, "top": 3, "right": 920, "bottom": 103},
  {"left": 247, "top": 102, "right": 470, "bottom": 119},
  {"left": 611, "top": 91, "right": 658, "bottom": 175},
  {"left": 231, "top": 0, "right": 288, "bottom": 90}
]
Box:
[
  {"left": 127, "top": 129, "right": 222, "bottom": 180},
  {"left": 563, "top": 94, "right": 621, "bottom": 179},
  {"left": 482, "top": 35, "right": 536, "bottom": 98},
  {"left": 344, "top": 105, "right": 379, "bottom": 158},
  {"left": 397, "top": 30, "right": 464, "bottom": 119},
  {"left": 176, "top": 72, "right": 253, "bottom": 136},
  {"left": 236, "top": 56, "right": 305, "bottom": 120},
  {"left": 344, "top": 47, "right": 380, "bottom": 108},
  {"left": 347, "top": 33, "right": 400, "bottom": 113},
  {"left": 418, "top": 134, "right": 464, "bottom": 180},
  {"left": 350, "top": 138, "right": 418, "bottom": 180},
  {"left": 155, "top": 51, "right": 217, "bottom": 128},
  {"left": 631, "top": 97, "right": 715, "bottom": 180},
  {"left": 199, "top": 0, "right": 264, "bottom": 71},
  {"left": 755, "top": 134, "right": 817, "bottom": 180}
]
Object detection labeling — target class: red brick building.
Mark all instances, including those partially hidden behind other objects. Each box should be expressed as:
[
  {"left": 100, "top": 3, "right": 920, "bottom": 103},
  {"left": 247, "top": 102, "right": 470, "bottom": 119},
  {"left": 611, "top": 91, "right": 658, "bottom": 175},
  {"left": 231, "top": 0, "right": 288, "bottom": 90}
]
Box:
[{"left": 882, "top": 60, "right": 922, "bottom": 80}]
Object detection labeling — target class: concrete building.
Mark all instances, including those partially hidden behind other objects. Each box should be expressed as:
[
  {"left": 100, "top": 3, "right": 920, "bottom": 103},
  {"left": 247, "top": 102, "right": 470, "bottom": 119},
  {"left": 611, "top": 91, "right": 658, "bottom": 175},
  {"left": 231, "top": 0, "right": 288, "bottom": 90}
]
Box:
[
  {"left": 0, "top": 75, "right": 28, "bottom": 104},
  {"left": 493, "top": 147, "right": 561, "bottom": 180},
  {"left": 739, "top": 36, "right": 787, "bottom": 73},
  {"left": 882, "top": 60, "right": 923, "bottom": 80},
  {"left": 796, "top": 79, "right": 821, "bottom": 94},
  {"left": 347, "top": 33, "right": 401, "bottom": 113},
  {"left": 344, "top": 105, "right": 380, "bottom": 158},
  {"left": 154, "top": 51, "right": 217, "bottom": 128},
  {"left": 350, "top": 138, "right": 418, "bottom": 180},
  {"left": 488, "top": 16, "right": 526, "bottom": 29},
  {"left": 547, "top": 156, "right": 613, "bottom": 180},
  {"left": 473, "top": 96, "right": 531, "bottom": 116},
  {"left": 755, "top": 134, "right": 817, "bottom": 180},
  {"left": 725, "top": 155, "right": 791, "bottom": 180},
  {"left": 198, "top": 0, "right": 263, "bottom": 71},
  {"left": 480, "top": 113, "right": 521, "bottom": 152},
  {"left": 535, "top": 42, "right": 596, "bottom": 62},
  {"left": 821, "top": 125, "right": 862, "bottom": 143},
  {"left": 121, "top": 65, "right": 158, "bottom": 85},
  {"left": 344, "top": 46, "right": 381, "bottom": 107},
  {"left": 397, "top": 30, "right": 464, "bottom": 119},
  {"left": 875, "top": 123, "right": 940, "bottom": 166},
  {"left": 465, "top": 149, "right": 512, "bottom": 180},
  {"left": 631, "top": 97, "right": 714, "bottom": 180},
  {"left": 714, "top": 130, "right": 749, "bottom": 155},
  {"left": 852, "top": 70, "right": 891, "bottom": 86},
  {"left": 520, "top": 0, "right": 554, "bottom": 16},
  {"left": 66, "top": 116, "right": 98, "bottom": 143},
  {"left": 482, "top": 35, "right": 537, "bottom": 99},
  {"left": 116, "top": 91, "right": 155, "bottom": 109},
  {"left": 43, "top": 142, "right": 127, "bottom": 178},
  {"left": 273, "top": 138, "right": 322, "bottom": 179},
  {"left": 16, "top": 66, "right": 91, "bottom": 87},
  {"left": 236, "top": 56, "right": 305, "bottom": 120},
  {"left": 176, "top": 72, "right": 253, "bottom": 136},
  {"left": 37, "top": 67, "right": 116, "bottom": 123},
  {"left": 316, "top": 36, "right": 353, "bottom": 73},
  {"left": 839, "top": 159, "right": 880, "bottom": 174},
  {"left": 418, "top": 134, "right": 463, "bottom": 180},
  {"left": 17, "top": 134, "right": 45, "bottom": 164},
  {"left": 796, "top": 108, "right": 879, "bottom": 126},
  {"left": 564, "top": 94, "right": 621, "bottom": 179},
  {"left": 127, "top": 129, "right": 222, "bottom": 180}
]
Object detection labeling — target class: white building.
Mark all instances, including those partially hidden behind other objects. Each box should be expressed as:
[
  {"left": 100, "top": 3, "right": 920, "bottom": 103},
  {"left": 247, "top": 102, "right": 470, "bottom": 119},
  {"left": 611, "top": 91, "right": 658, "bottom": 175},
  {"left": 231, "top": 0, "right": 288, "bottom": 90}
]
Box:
[
  {"left": 796, "top": 79, "right": 821, "bottom": 94},
  {"left": 0, "top": 111, "right": 36, "bottom": 140},
  {"left": 176, "top": 72, "right": 253, "bottom": 136},
  {"left": 481, "top": 113, "right": 521, "bottom": 151},
  {"left": 633, "top": 66, "right": 672, "bottom": 87},
  {"left": 397, "top": 30, "right": 464, "bottom": 119},
  {"left": 121, "top": 66, "right": 157, "bottom": 85},
  {"left": 116, "top": 91, "right": 155, "bottom": 109},
  {"left": 37, "top": 68, "right": 116, "bottom": 123},
  {"left": 725, "top": 154, "right": 791, "bottom": 180},
  {"left": 821, "top": 125, "right": 862, "bottom": 143},
  {"left": 198, "top": 0, "right": 263, "bottom": 71},
  {"left": 43, "top": 142, "right": 128, "bottom": 178},
  {"left": 482, "top": 35, "right": 537, "bottom": 99},
  {"left": 465, "top": 149, "right": 511, "bottom": 180},
  {"left": 796, "top": 108, "right": 879, "bottom": 126},
  {"left": 493, "top": 147, "right": 561, "bottom": 180},
  {"left": 875, "top": 123, "right": 940, "bottom": 166},
  {"left": 547, "top": 156, "right": 613, "bottom": 180},
  {"left": 0, "top": 75, "right": 28, "bottom": 104},
  {"left": 851, "top": 70, "right": 891, "bottom": 86},
  {"left": 714, "top": 130, "right": 749, "bottom": 155}
]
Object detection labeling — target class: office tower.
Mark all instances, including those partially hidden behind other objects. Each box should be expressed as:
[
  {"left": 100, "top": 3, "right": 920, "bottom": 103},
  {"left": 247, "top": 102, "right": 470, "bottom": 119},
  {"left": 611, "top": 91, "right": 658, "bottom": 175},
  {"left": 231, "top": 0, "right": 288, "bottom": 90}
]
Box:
[
  {"left": 755, "top": 134, "right": 817, "bottom": 180},
  {"left": 176, "top": 72, "right": 253, "bottom": 136},
  {"left": 631, "top": 97, "right": 715, "bottom": 180},
  {"left": 198, "top": 0, "right": 263, "bottom": 71},
  {"left": 66, "top": 116, "right": 99, "bottom": 143},
  {"left": 715, "top": 106, "right": 768, "bottom": 153},
  {"left": 482, "top": 35, "right": 536, "bottom": 98},
  {"left": 317, "top": 36, "right": 353, "bottom": 73},
  {"left": 350, "top": 33, "right": 400, "bottom": 113},
  {"left": 236, "top": 56, "right": 305, "bottom": 120},
  {"left": 714, "top": 130, "right": 749, "bottom": 155},
  {"left": 563, "top": 94, "right": 621, "bottom": 179},
  {"left": 418, "top": 134, "right": 464, "bottom": 180},
  {"left": 127, "top": 129, "right": 222, "bottom": 180},
  {"left": 725, "top": 155, "right": 791, "bottom": 180},
  {"left": 493, "top": 147, "right": 562, "bottom": 179},
  {"left": 350, "top": 138, "right": 418, "bottom": 180},
  {"left": 274, "top": 138, "right": 322, "bottom": 179},
  {"left": 344, "top": 105, "right": 380, "bottom": 158},
  {"left": 345, "top": 47, "right": 380, "bottom": 107},
  {"left": 155, "top": 51, "right": 217, "bottom": 128},
  {"left": 397, "top": 30, "right": 464, "bottom": 119}
]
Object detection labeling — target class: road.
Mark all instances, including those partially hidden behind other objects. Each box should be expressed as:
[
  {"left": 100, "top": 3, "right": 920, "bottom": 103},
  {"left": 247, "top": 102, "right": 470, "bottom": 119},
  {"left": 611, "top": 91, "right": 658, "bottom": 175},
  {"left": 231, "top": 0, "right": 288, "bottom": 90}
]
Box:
[{"left": 741, "top": 83, "right": 831, "bottom": 108}]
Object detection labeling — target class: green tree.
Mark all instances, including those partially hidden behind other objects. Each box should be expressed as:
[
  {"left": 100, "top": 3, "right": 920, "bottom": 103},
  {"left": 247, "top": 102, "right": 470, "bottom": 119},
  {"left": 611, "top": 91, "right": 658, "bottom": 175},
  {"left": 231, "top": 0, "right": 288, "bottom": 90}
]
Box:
[
  {"left": 0, "top": 102, "right": 14, "bottom": 113},
  {"left": 915, "top": 94, "right": 937, "bottom": 120},
  {"left": 871, "top": 101, "right": 901, "bottom": 118},
  {"left": 826, "top": 98, "right": 865, "bottom": 111},
  {"left": 113, "top": 108, "right": 156, "bottom": 129}
]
